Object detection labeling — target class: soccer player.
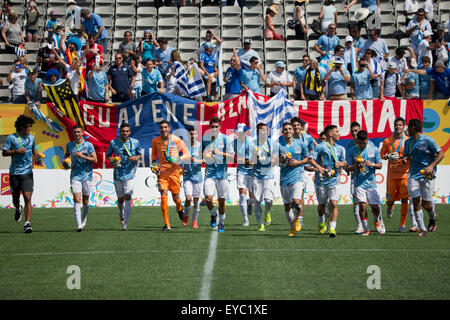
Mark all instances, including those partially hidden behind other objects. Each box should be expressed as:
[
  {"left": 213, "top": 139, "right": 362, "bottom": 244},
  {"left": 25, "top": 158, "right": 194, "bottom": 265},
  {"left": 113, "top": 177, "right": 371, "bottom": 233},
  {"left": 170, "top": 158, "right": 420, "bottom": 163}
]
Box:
[
  {"left": 106, "top": 123, "right": 142, "bottom": 231},
  {"left": 291, "top": 117, "right": 316, "bottom": 232},
  {"left": 2, "top": 115, "right": 40, "bottom": 233},
  {"left": 403, "top": 119, "right": 445, "bottom": 237},
  {"left": 182, "top": 126, "right": 204, "bottom": 229},
  {"left": 380, "top": 117, "right": 411, "bottom": 232},
  {"left": 249, "top": 122, "right": 278, "bottom": 231},
  {"left": 346, "top": 121, "right": 364, "bottom": 234},
  {"left": 347, "top": 130, "right": 385, "bottom": 236},
  {"left": 309, "top": 125, "right": 346, "bottom": 237},
  {"left": 234, "top": 123, "right": 253, "bottom": 227},
  {"left": 278, "top": 122, "right": 309, "bottom": 237},
  {"left": 151, "top": 120, "right": 190, "bottom": 231},
  {"left": 65, "top": 124, "right": 98, "bottom": 232},
  {"left": 202, "top": 117, "right": 235, "bottom": 233}
]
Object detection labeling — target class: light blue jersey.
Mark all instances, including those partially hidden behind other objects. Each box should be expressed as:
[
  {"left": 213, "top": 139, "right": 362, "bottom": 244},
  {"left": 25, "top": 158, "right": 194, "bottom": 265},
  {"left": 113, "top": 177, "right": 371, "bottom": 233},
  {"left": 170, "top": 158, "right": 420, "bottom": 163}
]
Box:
[
  {"left": 249, "top": 138, "right": 276, "bottom": 180},
  {"left": 347, "top": 142, "right": 381, "bottom": 189},
  {"left": 278, "top": 137, "right": 308, "bottom": 186},
  {"left": 310, "top": 141, "right": 345, "bottom": 187},
  {"left": 2, "top": 133, "right": 36, "bottom": 175},
  {"left": 202, "top": 133, "right": 234, "bottom": 180},
  {"left": 66, "top": 140, "right": 95, "bottom": 181},
  {"left": 403, "top": 134, "right": 441, "bottom": 180},
  {"left": 106, "top": 138, "right": 142, "bottom": 181},
  {"left": 234, "top": 137, "right": 253, "bottom": 177},
  {"left": 183, "top": 141, "right": 203, "bottom": 183}
]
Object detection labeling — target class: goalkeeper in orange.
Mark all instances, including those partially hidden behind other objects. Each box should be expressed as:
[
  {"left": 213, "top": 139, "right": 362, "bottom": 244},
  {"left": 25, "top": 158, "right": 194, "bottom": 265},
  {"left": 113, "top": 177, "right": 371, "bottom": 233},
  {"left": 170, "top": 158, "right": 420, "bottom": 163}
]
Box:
[
  {"left": 380, "top": 117, "right": 412, "bottom": 232},
  {"left": 151, "top": 120, "right": 190, "bottom": 231}
]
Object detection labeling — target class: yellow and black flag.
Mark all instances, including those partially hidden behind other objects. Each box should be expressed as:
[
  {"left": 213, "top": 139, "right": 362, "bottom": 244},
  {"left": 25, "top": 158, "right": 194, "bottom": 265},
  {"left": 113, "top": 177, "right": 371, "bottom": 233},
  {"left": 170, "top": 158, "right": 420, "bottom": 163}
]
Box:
[{"left": 44, "top": 79, "right": 85, "bottom": 128}]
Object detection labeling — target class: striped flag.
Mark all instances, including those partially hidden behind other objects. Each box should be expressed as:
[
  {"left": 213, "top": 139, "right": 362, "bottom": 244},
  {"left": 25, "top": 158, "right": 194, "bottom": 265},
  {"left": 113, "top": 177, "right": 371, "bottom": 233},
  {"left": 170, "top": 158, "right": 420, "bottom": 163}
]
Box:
[
  {"left": 246, "top": 89, "right": 297, "bottom": 141},
  {"left": 173, "top": 61, "right": 206, "bottom": 98},
  {"left": 28, "top": 103, "right": 63, "bottom": 133},
  {"left": 44, "top": 78, "right": 85, "bottom": 128}
]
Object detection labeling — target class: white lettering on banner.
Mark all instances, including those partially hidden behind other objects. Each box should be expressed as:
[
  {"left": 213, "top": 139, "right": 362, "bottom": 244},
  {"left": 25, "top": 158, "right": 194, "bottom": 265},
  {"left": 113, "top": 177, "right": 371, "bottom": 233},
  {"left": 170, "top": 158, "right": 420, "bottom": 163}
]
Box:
[
  {"left": 98, "top": 107, "right": 110, "bottom": 128},
  {"left": 152, "top": 99, "right": 163, "bottom": 123},
  {"left": 118, "top": 107, "right": 128, "bottom": 124},
  {"left": 165, "top": 101, "right": 178, "bottom": 123},
  {"left": 377, "top": 100, "right": 396, "bottom": 133},
  {"left": 228, "top": 101, "right": 238, "bottom": 118},
  {"left": 199, "top": 104, "right": 211, "bottom": 126},
  {"left": 183, "top": 104, "right": 196, "bottom": 126},
  {"left": 332, "top": 101, "right": 351, "bottom": 137},
  {"left": 400, "top": 99, "right": 407, "bottom": 120},
  {"left": 83, "top": 104, "right": 95, "bottom": 126},
  {"left": 295, "top": 100, "right": 308, "bottom": 111},
  {"left": 217, "top": 102, "right": 226, "bottom": 121},
  {"left": 356, "top": 100, "right": 373, "bottom": 133},
  {"left": 132, "top": 104, "right": 143, "bottom": 127},
  {"left": 236, "top": 95, "right": 247, "bottom": 114},
  {"left": 317, "top": 100, "right": 324, "bottom": 134}
]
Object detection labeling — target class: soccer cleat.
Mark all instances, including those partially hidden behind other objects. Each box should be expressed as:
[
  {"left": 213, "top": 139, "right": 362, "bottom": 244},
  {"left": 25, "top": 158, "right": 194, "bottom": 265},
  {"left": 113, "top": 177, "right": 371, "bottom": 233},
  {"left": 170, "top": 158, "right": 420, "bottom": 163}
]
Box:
[
  {"left": 289, "top": 226, "right": 296, "bottom": 237},
  {"left": 15, "top": 205, "right": 23, "bottom": 223},
  {"left": 210, "top": 215, "right": 217, "bottom": 228},
  {"left": 182, "top": 215, "right": 189, "bottom": 227},
  {"left": 399, "top": 225, "right": 406, "bottom": 233},
  {"left": 409, "top": 225, "right": 419, "bottom": 232},
  {"left": 295, "top": 218, "right": 302, "bottom": 232},
  {"left": 361, "top": 230, "right": 370, "bottom": 236},
  {"left": 428, "top": 219, "right": 436, "bottom": 232},
  {"left": 77, "top": 227, "right": 83, "bottom": 232},
  {"left": 329, "top": 228, "right": 336, "bottom": 238},
  {"left": 192, "top": 221, "right": 199, "bottom": 229},
  {"left": 354, "top": 225, "right": 364, "bottom": 234},
  {"left": 243, "top": 219, "right": 249, "bottom": 227},
  {"left": 419, "top": 230, "right": 427, "bottom": 237},
  {"left": 375, "top": 220, "right": 386, "bottom": 234},
  {"left": 387, "top": 208, "right": 393, "bottom": 219},
  {"left": 258, "top": 224, "right": 265, "bottom": 232},
  {"left": 23, "top": 223, "right": 32, "bottom": 234},
  {"left": 318, "top": 222, "right": 327, "bottom": 234},
  {"left": 218, "top": 223, "right": 225, "bottom": 233},
  {"left": 122, "top": 224, "right": 128, "bottom": 231},
  {"left": 162, "top": 224, "right": 171, "bottom": 231},
  {"left": 265, "top": 212, "right": 272, "bottom": 225},
  {"left": 178, "top": 209, "right": 185, "bottom": 221}
]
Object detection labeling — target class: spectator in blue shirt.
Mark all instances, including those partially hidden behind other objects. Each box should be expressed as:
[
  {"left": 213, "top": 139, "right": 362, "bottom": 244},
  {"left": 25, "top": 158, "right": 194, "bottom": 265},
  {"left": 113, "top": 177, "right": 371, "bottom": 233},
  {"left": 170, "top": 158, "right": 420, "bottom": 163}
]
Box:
[
  {"left": 199, "top": 42, "right": 218, "bottom": 102},
  {"left": 408, "top": 60, "right": 450, "bottom": 98},
  {"left": 349, "top": 26, "right": 366, "bottom": 59},
  {"left": 107, "top": 53, "right": 135, "bottom": 103},
  {"left": 345, "top": 0, "right": 380, "bottom": 14},
  {"left": 350, "top": 58, "right": 377, "bottom": 100},
  {"left": 223, "top": 48, "right": 242, "bottom": 101},
  {"left": 323, "top": 57, "right": 351, "bottom": 100},
  {"left": 141, "top": 59, "right": 164, "bottom": 95},
  {"left": 24, "top": 70, "right": 42, "bottom": 107},
  {"left": 402, "top": 57, "right": 420, "bottom": 99},
  {"left": 81, "top": 8, "right": 108, "bottom": 53},
  {"left": 314, "top": 23, "right": 340, "bottom": 62},
  {"left": 240, "top": 56, "right": 267, "bottom": 94},
  {"left": 86, "top": 58, "right": 109, "bottom": 103},
  {"left": 293, "top": 54, "right": 310, "bottom": 99}
]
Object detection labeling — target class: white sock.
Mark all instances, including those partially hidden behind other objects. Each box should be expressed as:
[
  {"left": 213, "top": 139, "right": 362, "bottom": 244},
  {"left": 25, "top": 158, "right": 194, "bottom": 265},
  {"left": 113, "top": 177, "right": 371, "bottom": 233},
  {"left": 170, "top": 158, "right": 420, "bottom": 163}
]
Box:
[
  {"left": 124, "top": 200, "right": 131, "bottom": 225},
  {"left": 74, "top": 202, "right": 82, "bottom": 228},
  {"left": 118, "top": 202, "right": 124, "bottom": 222},
  {"left": 193, "top": 206, "right": 200, "bottom": 222},
  {"left": 414, "top": 210, "right": 426, "bottom": 231},
  {"left": 209, "top": 207, "right": 217, "bottom": 218},
  {"left": 82, "top": 205, "right": 89, "bottom": 224},
  {"left": 330, "top": 221, "right": 336, "bottom": 230},
  {"left": 239, "top": 194, "right": 248, "bottom": 221},
  {"left": 284, "top": 210, "right": 294, "bottom": 225},
  {"left": 428, "top": 202, "right": 436, "bottom": 220},
  {"left": 219, "top": 213, "right": 226, "bottom": 224},
  {"left": 362, "top": 218, "right": 369, "bottom": 231},
  {"left": 264, "top": 200, "right": 273, "bottom": 214},
  {"left": 409, "top": 200, "right": 417, "bottom": 226},
  {"left": 353, "top": 203, "right": 361, "bottom": 225},
  {"left": 318, "top": 214, "right": 325, "bottom": 223},
  {"left": 184, "top": 205, "right": 191, "bottom": 218},
  {"left": 254, "top": 202, "right": 263, "bottom": 225},
  {"left": 294, "top": 206, "right": 301, "bottom": 219}
]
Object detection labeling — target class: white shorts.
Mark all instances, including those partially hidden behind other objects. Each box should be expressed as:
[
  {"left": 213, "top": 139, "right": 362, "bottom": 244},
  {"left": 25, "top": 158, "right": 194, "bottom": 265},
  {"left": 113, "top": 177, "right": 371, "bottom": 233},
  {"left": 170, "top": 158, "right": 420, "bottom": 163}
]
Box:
[
  {"left": 408, "top": 177, "right": 435, "bottom": 202},
  {"left": 204, "top": 177, "right": 229, "bottom": 199},
  {"left": 114, "top": 179, "right": 135, "bottom": 198},
  {"left": 184, "top": 180, "right": 202, "bottom": 198},
  {"left": 237, "top": 173, "right": 253, "bottom": 191},
  {"left": 355, "top": 187, "right": 381, "bottom": 205},
  {"left": 350, "top": 178, "right": 356, "bottom": 197},
  {"left": 300, "top": 171, "right": 309, "bottom": 191},
  {"left": 316, "top": 184, "right": 339, "bottom": 204},
  {"left": 281, "top": 182, "right": 303, "bottom": 204},
  {"left": 253, "top": 179, "right": 275, "bottom": 202},
  {"left": 71, "top": 179, "right": 93, "bottom": 196}
]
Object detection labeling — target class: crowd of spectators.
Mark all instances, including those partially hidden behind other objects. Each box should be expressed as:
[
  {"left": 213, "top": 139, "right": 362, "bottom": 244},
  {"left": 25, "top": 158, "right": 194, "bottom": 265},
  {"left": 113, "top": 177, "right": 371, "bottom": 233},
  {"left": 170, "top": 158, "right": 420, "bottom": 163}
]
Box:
[{"left": 1, "top": 0, "right": 449, "bottom": 105}]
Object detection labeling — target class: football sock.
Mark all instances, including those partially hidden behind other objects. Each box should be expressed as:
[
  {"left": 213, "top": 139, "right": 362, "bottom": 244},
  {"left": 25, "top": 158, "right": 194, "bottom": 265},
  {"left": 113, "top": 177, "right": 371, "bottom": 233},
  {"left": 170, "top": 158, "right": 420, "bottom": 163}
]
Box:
[
  {"left": 400, "top": 202, "right": 408, "bottom": 227},
  {"left": 362, "top": 218, "right": 369, "bottom": 231},
  {"left": 74, "top": 202, "right": 82, "bottom": 228},
  {"left": 294, "top": 206, "right": 301, "bottom": 219},
  {"left": 239, "top": 194, "right": 248, "bottom": 221},
  {"left": 118, "top": 202, "right": 124, "bottom": 222},
  {"left": 209, "top": 207, "right": 217, "bottom": 218},
  {"left": 264, "top": 200, "right": 273, "bottom": 214},
  {"left": 254, "top": 202, "right": 263, "bottom": 225},
  {"left": 428, "top": 203, "right": 436, "bottom": 220},
  {"left": 414, "top": 210, "right": 426, "bottom": 232},
  {"left": 82, "top": 205, "right": 89, "bottom": 224},
  {"left": 318, "top": 214, "right": 325, "bottom": 223},
  {"left": 193, "top": 207, "right": 199, "bottom": 222},
  {"left": 219, "top": 213, "right": 226, "bottom": 224},
  {"left": 124, "top": 200, "right": 131, "bottom": 225},
  {"left": 184, "top": 205, "right": 191, "bottom": 218},
  {"left": 284, "top": 210, "right": 294, "bottom": 225},
  {"left": 175, "top": 198, "right": 183, "bottom": 212},
  {"left": 409, "top": 200, "right": 417, "bottom": 226},
  {"left": 330, "top": 221, "right": 336, "bottom": 230},
  {"left": 353, "top": 203, "right": 361, "bottom": 225},
  {"left": 161, "top": 195, "right": 169, "bottom": 227}
]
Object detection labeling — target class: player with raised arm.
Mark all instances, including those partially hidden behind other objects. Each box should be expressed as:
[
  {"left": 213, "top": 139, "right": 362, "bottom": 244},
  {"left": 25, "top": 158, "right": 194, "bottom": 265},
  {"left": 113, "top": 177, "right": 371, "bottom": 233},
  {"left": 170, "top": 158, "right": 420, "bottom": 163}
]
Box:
[
  {"left": 403, "top": 119, "right": 445, "bottom": 237},
  {"left": 202, "top": 117, "right": 235, "bottom": 233},
  {"left": 64, "top": 124, "right": 98, "bottom": 232},
  {"left": 106, "top": 123, "right": 142, "bottom": 231},
  {"left": 347, "top": 130, "right": 385, "bottom": 236},
  {"left": 182, "top": 126, "right": 204, "bottom": 229},
  {"left": 278, "top": 122, "right": 309, "bottom": 237},
  {"left": 151, "top": 120, "right": 190, "bottom": 231},
  {"left": 2, "top": 115, "right": 42, "bottom": 233},
  {"left": 309, "top": 125, "right": 346, "bottom": 238}
]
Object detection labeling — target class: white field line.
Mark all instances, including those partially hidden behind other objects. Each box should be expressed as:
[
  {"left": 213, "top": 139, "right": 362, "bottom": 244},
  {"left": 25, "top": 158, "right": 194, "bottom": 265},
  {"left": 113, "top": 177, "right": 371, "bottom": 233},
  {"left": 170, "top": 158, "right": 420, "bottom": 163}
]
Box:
[{"left": 199, "top": 231, "right": 218, "bottom": 300}]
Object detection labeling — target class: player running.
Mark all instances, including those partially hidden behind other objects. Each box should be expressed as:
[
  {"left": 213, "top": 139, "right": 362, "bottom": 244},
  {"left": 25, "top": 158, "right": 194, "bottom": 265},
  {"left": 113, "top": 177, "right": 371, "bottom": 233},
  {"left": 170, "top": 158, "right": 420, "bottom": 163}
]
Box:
[
  {"left": 309, "top": 125, "right": 346, "bottom": 238},
  {"left": 202, "top": 117, "right": 235, "bottom": 233},
  {"left": 347, "top": 130, "right": 385, "bottom": 236},
  {"left": 106, "top": 123, "right": 142, "bottom": 231},
  {"left": 403, "top": 119, "right": 445, "bottom": 237},
  {"left": 2, "top": 115, "right": 41, "bottom": 233},
  {"left": 379, "top": 117, "right": 411, "bottom": 232},
  {"left": 182, "top": 126, "right": 204, "bottom": 229},
  {"left": 64, "top": 124, "right": 98, "bottom": 232},
  {"left": 234, "top": 123, "right": 254, "bottom": 227},
  {"left": 151, "top": 120, "right": 190, "bottom": 231},
  {"left": 278, "top": 122, "right": 309, "bottom": 237}
]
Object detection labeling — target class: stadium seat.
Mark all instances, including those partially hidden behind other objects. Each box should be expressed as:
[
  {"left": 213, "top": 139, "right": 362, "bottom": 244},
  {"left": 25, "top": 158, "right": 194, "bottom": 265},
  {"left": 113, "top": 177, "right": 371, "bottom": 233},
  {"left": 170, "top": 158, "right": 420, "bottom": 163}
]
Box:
[
  {"left": 158, "top": 6, "right": 178, "bottom": 18},
  {"left": 116, "top": 6, "right": 136, "bottom": 18},
  {"left": 94, "top": 6, "right": 114, "bottom": 18},
  {"left": 179, "top": 17, "right": 200, "bottom": 29},
  {"left": 200, "top": 6, "right": 220, "bottom": 18},
  {"left": 179, "top": 29, "right": 200, "bottom": 41},
  {"left": 179, "top": 6, "right": 199, "bottom": 18},
  {"left": 137, "top": 6, "right": 157, "bottom": 17},
  {"left": 221, "top": 5, "right": 241, "bottom": 17}
]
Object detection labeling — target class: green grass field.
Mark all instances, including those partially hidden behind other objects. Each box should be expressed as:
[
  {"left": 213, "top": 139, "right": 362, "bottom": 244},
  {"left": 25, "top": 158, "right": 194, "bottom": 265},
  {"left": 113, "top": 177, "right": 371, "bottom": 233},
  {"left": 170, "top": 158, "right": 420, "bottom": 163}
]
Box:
[{"left": 0, "top": 204, "right": 449, "bottom": 300}]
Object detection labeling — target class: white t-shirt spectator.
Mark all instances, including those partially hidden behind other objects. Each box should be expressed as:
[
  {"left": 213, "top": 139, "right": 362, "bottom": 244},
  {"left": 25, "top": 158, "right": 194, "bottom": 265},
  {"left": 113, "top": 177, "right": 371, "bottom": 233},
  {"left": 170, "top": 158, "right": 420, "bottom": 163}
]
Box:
[
  {"left": 388, "top": 56, "right": 407, "bottom": 76},
  {"left": 404, "top": 0, "right": 419, "bottom": 13},
  {"left": 267, "top": 70, "right": 292, "bottom": 95},
  {"left": 417, "top": 39, "right": 433, "bottom": 65},
  {"left": 382, "top": 71, "right": 401, "bottom": 97},
  {"left": 66, "top": 65, "right": 81, "bottom": 95},
  {"left": 424, "top": 0, "right": 435, "bottom": 20},
  {"left": 10, "top": 69, "right": 27, "bottom": 96}
]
